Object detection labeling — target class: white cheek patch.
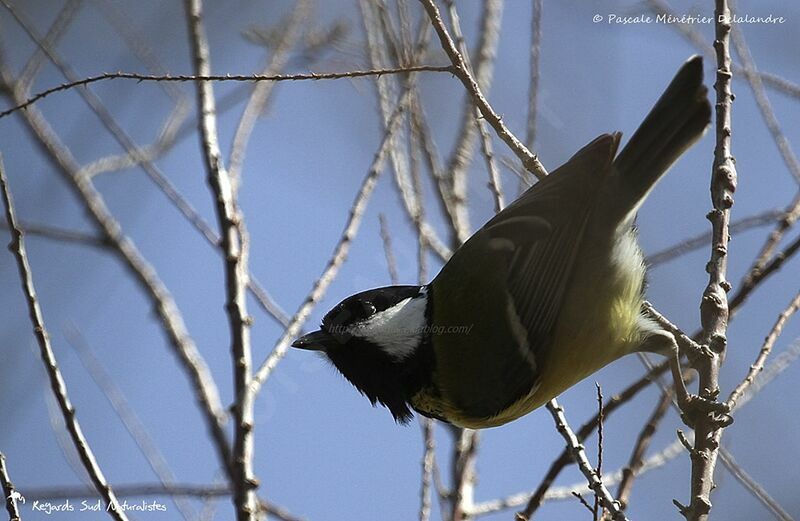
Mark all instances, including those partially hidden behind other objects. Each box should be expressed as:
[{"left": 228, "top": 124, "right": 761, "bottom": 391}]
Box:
[{"left": 351, "top": 295, "right": 428, "bottom": 359}]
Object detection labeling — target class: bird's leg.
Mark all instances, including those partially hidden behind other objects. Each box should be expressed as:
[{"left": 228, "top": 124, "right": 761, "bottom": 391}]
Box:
[
  {"left": 664, "top": 333, "right": 732, "bottom": 428},
  {"left": 641, "top": 303, "right": 732, "bottom": 428}
]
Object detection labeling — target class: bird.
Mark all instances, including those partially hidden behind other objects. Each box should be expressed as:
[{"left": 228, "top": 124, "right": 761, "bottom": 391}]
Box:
[{"left": 292, "top": 56, "right": 711, "bottom": 429}]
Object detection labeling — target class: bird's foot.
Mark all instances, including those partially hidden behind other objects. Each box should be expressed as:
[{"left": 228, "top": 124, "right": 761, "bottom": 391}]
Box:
[{"left": 677, "top": 393, "right": 732, "bottom": 429}]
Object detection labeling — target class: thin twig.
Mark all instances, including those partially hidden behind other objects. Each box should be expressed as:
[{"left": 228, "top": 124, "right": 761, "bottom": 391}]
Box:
[
  {"left": 572, "top": 491, "right": 595, "bottom": 515},
  {"left": 0, "top": 25, "right": 233, "bottom": 490},
  {"left": 418, "top": 0, "right": 547, "bottom": 180},
  {"left": 731, "top": 25, "right": 800, "bottom": 184},
  {"left": 419, "top": 419, "right": 435, "bottom": 521},
  {"left": 727, "top": 289, "right": 800, "bottom": 409},
  {"left": 17, "top": 0, "right": 81, "bottom": 89},
  {"left": 476, "top": 339, "right": 800, "bottom": 517},
  {"left": 516, "top": 359, "right": 670, "bottom": 519},
  {"left": 0, "top": 221, "right": 108, "bottom": 249},
  {"left": 718, "top": 448, "right": 794, "bottom": 521},
  {"left": 0, "top": 157, "right": 127, "bottom": 521},
  {"left": 646, "top": 209, "right": 784, "bottom": 267},
  {"left": 444, "top": 0, "right": 505, "bottom": 214},
  {"left": 0, "top": 66, "right": 454, "bottom": 119},
  {"left": 731, "top": 195, "right": 800, "bottom": 313},
  {"left": 378, "top": 214, "right": 400, "bottom": 284},
  {"left": 644, "top": 0, "right": 800, "bottom": 101},
  {"left": 545, "top": 400, "right": 627, "bottom": 521},
  {"left": 594, "top": 384, "right": 604, "bottom": 520},
  {"left": 228, "top": 0, "right": 310, "bottom": 187},
  {"left": 616, "top": 391, "right": 673, "bottom": 509},
  {"left": 250, "top": 83, "right": 415, "bottom": 395},
  {"left": 525, "top": 0, "right": 542, "bottom": 152},
  {"left": 183, "top": 0, "right": 257, "bottom": 518},
  {"left": 408, "top": 96, "right": 458, "bottom": 256},
  {"left": 64, "top": 325, "right": 196, "bottom": 520},
  {"left": 1, "top": 452, "right": 22, "bottom": 521},
  {"left": 442, "top": 0, "right": 503, "bottom": 243},
  {"left": 450, "top": 427, "right": 479, "bottom": 521},
  {"left": 476, "top": 102, "right": 505, "bottom": 213},
  {"left": 520, "top": 0, "right": 542, "bottom": 196},
  {"left": 359, "top": 2, "right": 451, "bottom": 262}
]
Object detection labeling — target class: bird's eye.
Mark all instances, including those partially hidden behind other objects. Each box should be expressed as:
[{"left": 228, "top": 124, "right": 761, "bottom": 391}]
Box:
[{"left": 362, "top": 301, "right": 377, "bottom": 316}]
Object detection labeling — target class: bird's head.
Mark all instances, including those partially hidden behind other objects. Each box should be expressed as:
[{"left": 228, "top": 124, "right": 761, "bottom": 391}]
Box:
[{"left": 291, "top": 285, "right": 431, "bottom": 422}]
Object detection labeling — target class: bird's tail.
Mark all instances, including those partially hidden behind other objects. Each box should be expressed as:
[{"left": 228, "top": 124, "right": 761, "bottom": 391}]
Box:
[{"left": 612, "top": 56, "right": 711, "bottom": 214}]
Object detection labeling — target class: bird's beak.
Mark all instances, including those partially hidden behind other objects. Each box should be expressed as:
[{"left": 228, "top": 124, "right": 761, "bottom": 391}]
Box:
[{"left": 291, "top": 330, "right": 333, "bottom": 351}]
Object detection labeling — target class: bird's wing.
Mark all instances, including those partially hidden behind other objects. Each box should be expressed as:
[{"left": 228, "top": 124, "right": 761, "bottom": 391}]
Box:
[
  {"left": 484, "top": 133, "right": 621, "bottom": 361},
  {"left": 428, "top": 133, "right": 620, "bottom": 422}
]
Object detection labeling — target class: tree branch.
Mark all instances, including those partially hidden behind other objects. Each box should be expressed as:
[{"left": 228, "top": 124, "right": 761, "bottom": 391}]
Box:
[
  {"left": 417, "top": 0, "right": 547, "bottom": 180},
  {"left": 0, "top": 157, "right": 127, "bottom": 521},
  {"left": 0, "top": 66, "right": 454, "bottom": 120},
  {"left": 184, "top": 0, "right": 257, "bottom": 517},
  {"left": 0, "top": 452, "right": 22, "bottom": 521},
  {"left": 544, "top": 400, "right": 627, "bottom": 521},
  {"left": 684, "top": 5, "right": 738, "bottom": 518}
]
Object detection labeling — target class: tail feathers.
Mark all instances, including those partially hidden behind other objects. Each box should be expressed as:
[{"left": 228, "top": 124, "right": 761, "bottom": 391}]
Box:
[{"left": 613, "top": 56, "right": 711, "bottom": 210}]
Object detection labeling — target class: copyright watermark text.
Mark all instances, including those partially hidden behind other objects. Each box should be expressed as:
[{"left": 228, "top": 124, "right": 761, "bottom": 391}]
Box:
[{"left": 593, "top": 13, "right": 786, "bottom": 25}]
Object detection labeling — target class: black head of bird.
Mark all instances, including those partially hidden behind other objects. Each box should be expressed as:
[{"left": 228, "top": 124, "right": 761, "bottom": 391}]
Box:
[{"left": 293, "top": 56, "right": 711, "bottom": 429}]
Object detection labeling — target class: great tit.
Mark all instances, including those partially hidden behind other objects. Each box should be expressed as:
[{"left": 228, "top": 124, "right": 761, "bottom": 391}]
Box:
[{"left": 293, "top": 56, "right": 711, "bottom": 428}]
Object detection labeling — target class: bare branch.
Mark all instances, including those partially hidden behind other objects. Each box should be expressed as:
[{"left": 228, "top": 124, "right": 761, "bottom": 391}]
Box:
[
  {"left": 228, "top": 0, "right": 310, "bottom": 186},
  {"left": 719, "top": 448, "right": 794, "bottom": 521},
  {"left": 250, "top": 83, "right": 415, "bottom": 394},
  {"left": 0, "top": 157, "right": 127, "bottom": 521},
  {"left": 444, "top": 0, "right": 505, "bottom": 219},
  {"left": 682, "top": 3, "right": 738, "bottom": 518},
  {"left": 25, "top": 483, "right": 230, "bottom": 501},
  {"left": 476, "top": 101, "right": 505, "bottom": 213},
  {"left": 419, "top": 419, "right": 435, "bottom": 521},
  {"left": 646, "top": 209, "right": 784, "bottom": 267},
  {"left": 17, "top": 0, "right": 81, "bottom": 88},
  {"left": 0, "top": 66, "right": 454, "bottom": 120},
  {"left": 476, "top": 339, "right": 800, "bottom": 517},
  {"left": 520, "top": 0, "right": 543, "bottom": 198},
  {"left": 184, "top": 0, "right": 257, "bottom": 517},
  {"left": 616, "top": 391, "right": 673, "bottom": 509},
  {"left": 450, "top": 427, "right": 479, "bottom": 521},
  {"left": 1, "top": 452, "right": 22, "bottom": 521},
  {"left": 379, "top": 214, "right": 400, "bottom": 284},
  {"left": 731, "top": 25, "right": 800, "bottom": 185},
  {"left": 544, "top": 400, "right": 627, "bottom": 521},
  {"left": 0, "top": 220, "right": 108, "bottom": 249},
  {"left": 0, "top": 41, "right": 232, "bottom": 489},
  {"left": 516, "top": 359, "right": 669, "bottom": 518},
  {"left": 594, "top": 384, "right": 604, "bottom": 519},
  {"left": 645, "top": 0, "right": 800, "bottom": 100},
  {"left": 732, "top": 196, "right": 800, "bottom": 313},
  {"left": 525, "top": 0, "right": 543, "bottom": 151},
  {"left": 417, "top": 0, "right": 548, "bottom": 180},
  {"left": 64, "top": 326, "right": 197, "bottom": 520},
  {"left": 359, "top": 2, "right": 452, "bottom": 262},
  {"left": 727, "top": 289, "right": 800, "bottom": 409}
]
